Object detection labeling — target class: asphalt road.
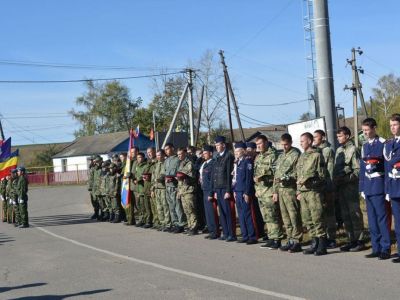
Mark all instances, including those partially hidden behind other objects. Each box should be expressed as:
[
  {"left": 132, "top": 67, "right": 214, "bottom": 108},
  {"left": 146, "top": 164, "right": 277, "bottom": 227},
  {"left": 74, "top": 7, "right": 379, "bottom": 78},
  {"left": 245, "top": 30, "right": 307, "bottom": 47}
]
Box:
[{"left": 1, "top": 185, "right": 399, "bottom": 300}]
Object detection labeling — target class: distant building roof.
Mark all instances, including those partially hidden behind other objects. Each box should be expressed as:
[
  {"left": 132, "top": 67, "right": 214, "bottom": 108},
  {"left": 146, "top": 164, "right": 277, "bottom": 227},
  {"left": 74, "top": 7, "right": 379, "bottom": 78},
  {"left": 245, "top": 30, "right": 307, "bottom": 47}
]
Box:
[{"left": 53, "top": 131, "right": 129, "bottom": 158}]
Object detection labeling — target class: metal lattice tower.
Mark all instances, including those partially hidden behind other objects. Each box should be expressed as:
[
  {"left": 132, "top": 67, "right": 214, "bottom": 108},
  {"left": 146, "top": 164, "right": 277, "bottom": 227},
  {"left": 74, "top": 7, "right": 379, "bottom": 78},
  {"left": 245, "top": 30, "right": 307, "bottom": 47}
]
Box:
[{"left": 302, "top": 0, "right": 319, "bottom": 117}]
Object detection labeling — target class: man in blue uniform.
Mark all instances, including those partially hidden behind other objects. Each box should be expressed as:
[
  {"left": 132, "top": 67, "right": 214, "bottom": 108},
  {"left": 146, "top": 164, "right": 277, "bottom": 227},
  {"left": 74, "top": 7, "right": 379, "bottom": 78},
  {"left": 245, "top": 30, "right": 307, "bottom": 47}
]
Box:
[
  {"left": 384, "top": 113, "right": 400, "bottom": 263},
  {"left": 200, "top": 145, "right": 219, "bottom": 239},
  {"left": 211, "top": 136, "right": 236, "bottom": 242},
  {"left": 360, "top": 118, "right": 391, "bottom": 260},
  {"left": 233, "top": 142, "right": 257, "bottom": 244}
]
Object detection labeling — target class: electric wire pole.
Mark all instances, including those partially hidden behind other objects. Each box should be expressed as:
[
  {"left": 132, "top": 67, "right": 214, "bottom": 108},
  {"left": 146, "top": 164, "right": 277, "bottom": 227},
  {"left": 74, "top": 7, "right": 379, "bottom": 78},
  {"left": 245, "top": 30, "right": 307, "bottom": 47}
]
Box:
[
  {"left": 219, "top": 50, "right": 245, "bottom": 142},
  {"left": 188, "top": 69, "right": 195, "bottom": 146},
  {"left": 344, "top": 47, "right": 367, "bottom": 148}
]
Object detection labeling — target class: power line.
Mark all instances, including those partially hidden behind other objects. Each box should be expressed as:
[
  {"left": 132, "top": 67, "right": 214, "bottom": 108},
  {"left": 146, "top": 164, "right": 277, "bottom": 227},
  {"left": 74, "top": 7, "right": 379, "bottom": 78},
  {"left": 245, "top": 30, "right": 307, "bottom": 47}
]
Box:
[
  {"left": 238, "top": 99, "right": 308, "bottom": 107},
  {"left": 1, "top": 115, "right": 71, "bottom": 119},
  {"left": 0, "top": 70, "right": 186, "bottom": 84},
  {"left": 0, "top": 59, "right": 182, "bottom": 71}
]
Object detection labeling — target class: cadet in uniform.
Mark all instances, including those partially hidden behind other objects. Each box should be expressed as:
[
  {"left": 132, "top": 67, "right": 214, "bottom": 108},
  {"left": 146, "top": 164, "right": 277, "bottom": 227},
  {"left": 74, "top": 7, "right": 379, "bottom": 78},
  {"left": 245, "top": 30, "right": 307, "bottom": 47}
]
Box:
[
  {"left": 135, "top": 152, "right": 152, "bottom": 228},
  {"left": 92, "top": 156, "right": 103, "bottom": 221},
  {"left": 273, "top": 133, "right": 303, "bottom": 253},
  {"left": 108, "top": 163, "right": 122, "bottom": 223},
  {"left": 297, "top": 132, "right": 327, "bottom": 256},
  {"left": 1, "top": 177, "right": 7, "bottom": 222},
  {"left": 11, "top": 169, "right": 20, "bottom": 226},
  {"left": 211, "top": 136, "right": 236, "bottom": 242},
  {"left": 145, "top": 147, "right": 159, "bottom": 228},
  {"left": 384, "top": 113, "right": 400, "bottom": 263},
  {"left": 176, "top": 147, "right": 197, "bottom": 235},
  {"left": 313, "top": 129, "right": 337, "bottom": 248},
  {"left": 6, "top": 172, "right": 15, "bottom": 224},
  {"left": 333, "top": 127, "right": 366, "bottom": 252},
  {"left": 16, "top": 167, "right": 29, "bottom": 228},
  {"left": 151, "top": 149, "right": 171, "bottom": 231},
  {"left": 233, "top": 142, "right": 257, "bottom": 244},
  {"left": 360, "top": 118, "right": 391, "bottom": 260},
  {"left": 254, "top": 135, "right": 283, "bottom": 249},
  {"left": 200, "top": 145, "right": 219, "bottom": 239},
  {"left": 99, "top": 160, "right": 111, "bottom": 221},
  {"left": 87, "top": 156, "right": 99, "bottom": 219},
  {"left": 164, "top": 143, "right": 186, "bottom": 233}
]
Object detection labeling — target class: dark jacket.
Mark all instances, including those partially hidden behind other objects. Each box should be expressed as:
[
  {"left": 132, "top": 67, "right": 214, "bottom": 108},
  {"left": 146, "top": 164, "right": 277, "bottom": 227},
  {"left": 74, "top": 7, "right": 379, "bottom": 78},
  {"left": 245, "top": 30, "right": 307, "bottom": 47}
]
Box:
[
  {"left": 211, "top": 150, "right": 234, "bottom": 193},
  {"left": 200, "top": 159, "right": 215, "bottom": 196}
]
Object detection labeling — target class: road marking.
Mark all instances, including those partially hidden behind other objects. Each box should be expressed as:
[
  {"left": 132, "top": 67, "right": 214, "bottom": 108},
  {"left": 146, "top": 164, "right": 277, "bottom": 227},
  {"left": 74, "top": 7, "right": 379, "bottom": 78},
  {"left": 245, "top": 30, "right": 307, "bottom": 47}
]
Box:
[{"left": 35, "top": 226, "right": 307, "bottom": 300}]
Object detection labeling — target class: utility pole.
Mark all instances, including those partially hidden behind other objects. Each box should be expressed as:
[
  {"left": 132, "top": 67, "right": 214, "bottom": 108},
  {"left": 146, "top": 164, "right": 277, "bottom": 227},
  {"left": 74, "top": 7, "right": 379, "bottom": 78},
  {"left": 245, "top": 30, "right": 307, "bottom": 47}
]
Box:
[
  {"left": 344, "top": 47, "right": 366, "bottom": 148},
  {"left": 219, "top": 50, "right": 245, "bottom": 142},
  {"left": 195, "top": 85, "right": 205, "bottom": 147},
  {"left": 313, "top": 0, "right": 337, "bottom": 146},
  {"left": 219, "top": 50, "right": 234, "bottom": 143},
  {"left": 0, "top": 118, "right": 5, "bottom": 141},
  {"left": 152, "top": 110, "right": 158, "bottom": 151},
  {"left": 187, "top": 69, "right": 195, "bottom": 146}
]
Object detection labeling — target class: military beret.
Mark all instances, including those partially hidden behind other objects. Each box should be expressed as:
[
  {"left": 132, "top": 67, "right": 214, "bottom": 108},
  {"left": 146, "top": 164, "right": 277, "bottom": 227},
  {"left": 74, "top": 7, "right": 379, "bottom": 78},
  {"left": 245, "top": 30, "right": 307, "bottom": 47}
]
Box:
[
  {"left": 203, "top": 145, "right": 213, "bottom": 153},
  {"left": 214, "top": 136, "right": 226, "bottom": 144},
  {"left": 11, "top": 169, "right": 18, "bottom": 174},
  {"left": 17, "top": 166, "right": 26, "bottom": 172},
  {"left": 246, "top": 142, "right": 256, "bottom": 149},
  {"left": 234, "top": 142, "right": 246, "bottom": 149}
]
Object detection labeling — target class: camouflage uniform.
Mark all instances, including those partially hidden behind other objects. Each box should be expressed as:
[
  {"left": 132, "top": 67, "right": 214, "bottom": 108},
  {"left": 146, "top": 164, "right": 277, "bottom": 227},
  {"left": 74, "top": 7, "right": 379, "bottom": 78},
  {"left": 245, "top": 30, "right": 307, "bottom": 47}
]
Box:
[
  {"left": 1, "top": 178, "right": 8, "bottom": 222},
  {"left": 11, "top": 175, "right": 19, "bottom": 225},
  {"left": 144, "top": 159, "right": 159, "bottom": 227},
  {"left": 164, "top": 155, "right": 186, "bottom": 228},
  {"left": 87, "top": 162, "right": 99, "bottom": 215},
  {"left": 254, "top": 146, "right": 284, "bottom": 240},
  {"left": 177, "top": 157, "right": 197, "bottom": 231},
  {"left": 16, "top": 173, "right": 29, "bottom": 226},
  {"left": 297, "top": 148, "right": 326, "bottom": 238},
  {"left": 273, "top": 147, "right": 302, "bottom": 243},
  {"left": 333, "top": 140, "right": 365, "bottom": 242},
  {"left": 136, "top": 160, "right": 152, "bottom": 225},
  {"left": 99, "top": 168, "right": 109, "bottom": 216},
  {"left": 318, "top": 141, "right": 336, "bottom": 240},
  {"left": 152, "top": 159, "right": 171, "bottom": 228},
  {"left": 92, "top": 165, "right": 103, "bottom": 219},
  {"left": 108, "top": 169, "right": 121, "bottom": 221},
  {"left": 6, "top": 176, "right": 15, "bottom": 223}
]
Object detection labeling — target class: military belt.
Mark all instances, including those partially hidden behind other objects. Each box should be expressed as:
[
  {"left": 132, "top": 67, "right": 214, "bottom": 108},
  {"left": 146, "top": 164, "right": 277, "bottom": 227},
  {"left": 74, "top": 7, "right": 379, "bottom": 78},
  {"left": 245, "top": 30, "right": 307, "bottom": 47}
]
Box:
[{"left": 388, "top": 173, "right": 400, "bottom": 179}]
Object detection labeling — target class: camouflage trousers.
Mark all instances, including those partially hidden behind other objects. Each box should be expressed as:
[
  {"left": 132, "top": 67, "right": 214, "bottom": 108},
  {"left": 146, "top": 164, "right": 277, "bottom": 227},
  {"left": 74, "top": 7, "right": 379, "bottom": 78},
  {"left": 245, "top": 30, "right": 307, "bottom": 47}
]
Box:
[
  {"left": 124, "top": 191, "right": 136, "bottom": 225},
  {"left": 323, "top": 191, "right": 337, "bottom": 239},
  {"left": 110, "top": 196, "right": 122, "bottom": 215},
  {"left": 180, "top": 192, "right": 197, "bottom": 230},
  {"left": 89, "top": 191, "right": 99, "bottom": 210},
  {"left": 154, "top": 188, "right": 171, "bottom": 227},
  {"left": 138, "top": 194, "right": 152, "bottom": 224},
  {"left": 278, "top": 187, "right": 303, "bottom": 242},
  {"left": 2, "top": 199, "right": 7, "bottom": 222},
  {"left": 336, "top": 183, "right": 365, "bottom": 242},
  {"left": 7, "top": 200, "right": 15, "bottom": 223},
  {"left": 149, "top": 194, "right": 160, "bottom": 227},
  {"left": 18, "top": 201, "right": 29, "bottom": 225},
  {"left": 258, "top": 193, "right": 284, "bottom": 240},
  {"left": 300, "top": 190, "right": 326, "bottom": 238}
]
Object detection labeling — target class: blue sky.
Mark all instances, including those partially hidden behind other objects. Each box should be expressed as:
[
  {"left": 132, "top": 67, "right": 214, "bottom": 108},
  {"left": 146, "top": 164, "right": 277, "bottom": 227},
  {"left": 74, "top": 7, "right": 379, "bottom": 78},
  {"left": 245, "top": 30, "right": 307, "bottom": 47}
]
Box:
[{"left": 1, "top": 0, "right": 399, "bottom": 145}]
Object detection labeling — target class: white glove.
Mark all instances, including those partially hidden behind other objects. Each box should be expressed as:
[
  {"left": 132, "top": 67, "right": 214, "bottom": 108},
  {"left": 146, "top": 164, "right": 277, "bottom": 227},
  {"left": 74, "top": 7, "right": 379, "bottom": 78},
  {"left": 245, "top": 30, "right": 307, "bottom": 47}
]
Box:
[
  {"left": 18, "top": 198, "right": 24, "bottom": 204},
  {"left": 385, "top": 194, "right": 390, "bottom": 202},
  {"left": 9, "top": 198, "right": 13, "bottom": 204},
  {"left": 12, "top": 201, "right": 16, "bottom": 205},
  {"left": 360, "top": 192, "right": 365, "bottom": 199}
]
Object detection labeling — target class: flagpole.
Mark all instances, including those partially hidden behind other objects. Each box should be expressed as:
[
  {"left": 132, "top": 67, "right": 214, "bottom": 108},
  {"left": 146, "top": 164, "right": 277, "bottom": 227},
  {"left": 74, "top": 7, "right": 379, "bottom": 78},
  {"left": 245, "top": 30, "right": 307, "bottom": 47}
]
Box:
[
  {"left": 153, "top": 111, "right": 158, "bottom": 151},
  {"left": 0, "top": 119, "right": 5, "bottom": 141}
]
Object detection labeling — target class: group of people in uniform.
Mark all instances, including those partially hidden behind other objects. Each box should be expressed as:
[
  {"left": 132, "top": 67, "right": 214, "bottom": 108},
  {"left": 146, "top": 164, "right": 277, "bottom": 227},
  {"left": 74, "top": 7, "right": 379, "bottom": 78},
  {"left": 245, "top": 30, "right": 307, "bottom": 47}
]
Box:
[
  {"left": 86, "top": 114, "right": 400, "bottom": 262},
  {"left": 1, "top": 167, "right": 29, "bottom": 228}
]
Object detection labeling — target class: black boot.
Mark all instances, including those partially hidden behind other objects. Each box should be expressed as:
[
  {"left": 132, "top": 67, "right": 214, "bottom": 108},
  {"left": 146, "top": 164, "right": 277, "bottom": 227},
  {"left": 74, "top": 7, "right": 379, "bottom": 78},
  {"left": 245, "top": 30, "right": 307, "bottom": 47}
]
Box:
[
  {"left": 90, "top": 209, "right": 99, "bottom": 220},
  {"left": 315, "top": 237, "right": 327, "bottom": 256},
  {"left": 97, "top": 211, "right": 103, "bottom": 221},
  {"left": 303, "top": 238, "right": 318, "bottom": 255},
  {"left": 102, "top": 212, "right": 110, "bottom": 222}
]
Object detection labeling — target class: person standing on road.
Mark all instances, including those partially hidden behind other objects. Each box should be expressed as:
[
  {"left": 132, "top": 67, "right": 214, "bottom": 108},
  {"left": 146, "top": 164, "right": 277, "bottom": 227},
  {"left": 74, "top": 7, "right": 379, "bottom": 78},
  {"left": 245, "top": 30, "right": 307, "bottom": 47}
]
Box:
[
  {"left": 360, "top": 118, "right": 391, "bottom": 260},
  {"left": 164, "top": 143, "right": 186, "bottom": 233},
  {"left": 297, "top": 132, "right": 327, "bottom": 256},
  {"left": 333, "top": 127, "right": 366, "bottom": 252},
  {"left": 384, "top": 113, "right": 400, "bottom": 263},
  {"left": 313, "top": 129, "right": 337, "bottom": 249},
  {"left": 211, "top": 136, "right": 236, "bottom": 242},
  {"left": 273, "top": 133, "right": 303, "bottom": 253},
  {"left": 233, "top": 142, "right": 257, "bottom": 245},
  {"left": 16, "top": 167, "right": 29, "bottom": 228}
]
